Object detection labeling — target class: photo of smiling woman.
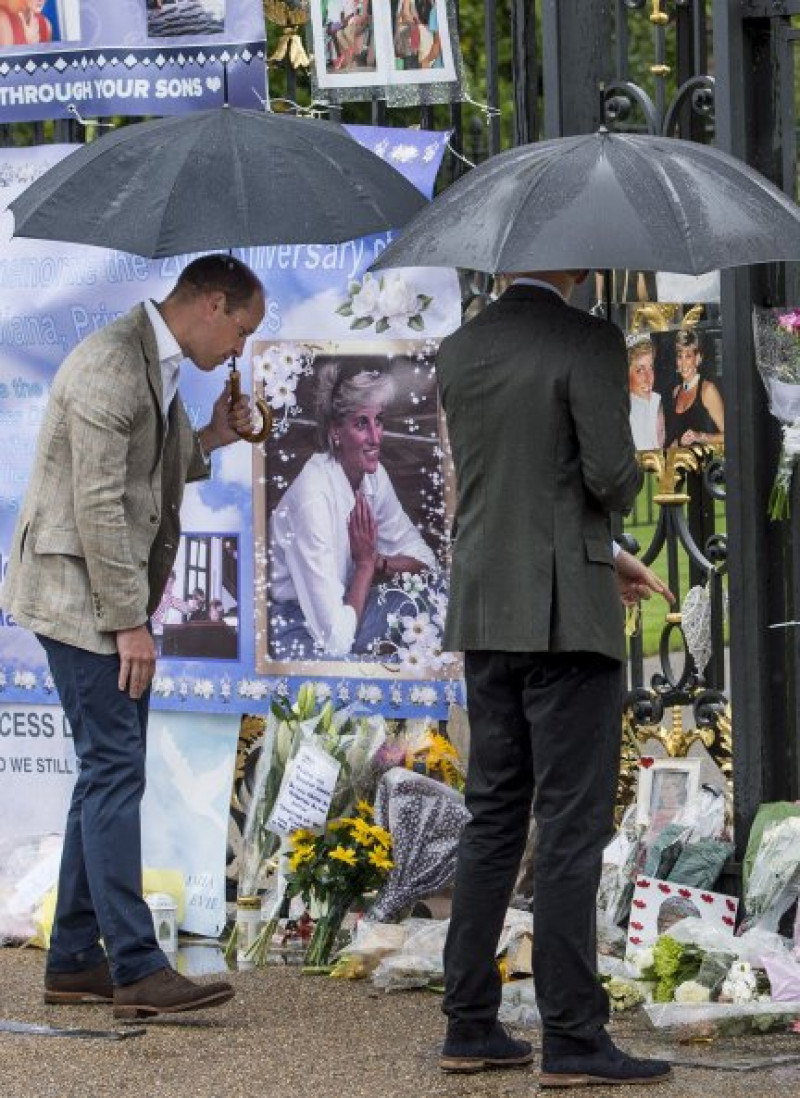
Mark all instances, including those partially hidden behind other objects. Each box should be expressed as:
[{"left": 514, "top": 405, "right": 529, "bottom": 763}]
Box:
[{"left": 268, "top": 360, "right": 438, "bottom": 660}]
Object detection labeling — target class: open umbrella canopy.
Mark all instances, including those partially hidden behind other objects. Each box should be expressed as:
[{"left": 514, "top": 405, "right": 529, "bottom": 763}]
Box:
[
  {"left": 9, "top": 107, "right": 428, "bottom": 258},
  {"left": 371, "top": 130, "right": 800, "bottom": 276}
]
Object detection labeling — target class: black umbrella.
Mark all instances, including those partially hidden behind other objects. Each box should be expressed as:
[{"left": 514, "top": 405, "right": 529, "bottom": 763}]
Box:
[
  {"left": 9, "top": 107, "right": 427, "bottom": 258},
  {"left": 371, "top": 130, "right": 800, "bottom": 275}
]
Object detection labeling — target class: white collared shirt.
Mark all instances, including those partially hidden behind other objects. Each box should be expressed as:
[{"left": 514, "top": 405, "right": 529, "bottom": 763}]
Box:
[
  {"left": 143, "top": 298, "right": 183, "bottom": 421},
  {"left": 270, "top": 452, "right": 437, "bottom": 656},
  {"left": 510, "top": 276, "right": 567, "bottom": 303}
]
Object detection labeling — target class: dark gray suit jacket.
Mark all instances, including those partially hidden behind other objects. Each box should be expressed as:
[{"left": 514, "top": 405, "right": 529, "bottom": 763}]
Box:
[{"left": 436, "top": 284, "right": 641, "bottom": 663}]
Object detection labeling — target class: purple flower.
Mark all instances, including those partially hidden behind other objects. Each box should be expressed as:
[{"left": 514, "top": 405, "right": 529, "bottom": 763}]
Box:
[{"left": 777, "top": 309, "right": 800, "bottom": 333}]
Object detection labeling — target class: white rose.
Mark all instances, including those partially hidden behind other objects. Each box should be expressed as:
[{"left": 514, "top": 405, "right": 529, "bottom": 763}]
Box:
[
  {"left": 350, "top": 275, "right": 382, "bottom": 318},
  {"left": 674, "top": 980, "right": 711, "bottom": 1004},
  {"left": 378, "top": 276, "right": 419, "bottom": 326}
]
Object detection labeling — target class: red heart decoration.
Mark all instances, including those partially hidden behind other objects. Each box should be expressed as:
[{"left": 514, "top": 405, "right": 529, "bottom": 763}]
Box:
[
  {"left": 658, "top": 883, "right": 671, "bottom": 894},
  {"left": 630, "top": 921, "right": 644, "bottom": 930},
  {"left": 679, "top": 888, "right": 692, "bottom": 898},
  {"left": 700, "top": 894, "right": 714, "bottom": 903},
  {"left": 633, "top": 899, "right": 647, "bottom": 909},
  {"left": 722, "top": 916, "right": 735, "bottom": 926},
  {"left": 638, "top": 879, "right": 651, "bottom": 888},
  {"left": 630, "top": 936, "right": 642, "bottom": 945},
  {"left": 726, "top": 899, "right": 736, "bottom": 912},
  {"left": 639, "top": 757, "right": 654, "bottom": 769}
]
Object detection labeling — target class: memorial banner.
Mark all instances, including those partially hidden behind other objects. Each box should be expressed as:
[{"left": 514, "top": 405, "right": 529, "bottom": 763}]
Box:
[
  {"left": 0, "top": 127, "right": 464, "bottom": 717},
  {"left": 0, "top": 0, "right": 267, "bottom": 122}
]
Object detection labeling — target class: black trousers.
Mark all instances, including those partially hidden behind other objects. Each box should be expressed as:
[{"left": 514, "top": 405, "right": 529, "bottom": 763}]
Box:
[{"left": 443, "top": 650, "right": 623, "bottom": 1038}]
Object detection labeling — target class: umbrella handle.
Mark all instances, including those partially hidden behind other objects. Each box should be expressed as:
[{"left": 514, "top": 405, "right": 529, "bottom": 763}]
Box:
[{"left": 228, "top": 361, "right": 272, "bottom": 444}]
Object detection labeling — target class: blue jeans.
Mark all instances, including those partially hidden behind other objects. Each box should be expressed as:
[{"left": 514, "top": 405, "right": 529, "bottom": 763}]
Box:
[{"left": 37, "top": 635, "right": 169, "bottom": 986}]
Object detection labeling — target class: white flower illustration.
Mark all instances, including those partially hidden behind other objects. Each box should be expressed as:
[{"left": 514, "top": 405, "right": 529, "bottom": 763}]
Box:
[
  {"left": 337, "top": 273, "right": 433, "bottom": 334},
  {"left": 350, "top": 274, "right": 383, "bottom": 318},
  {"left": 389, "top": 144, "right": 420, "bottom": 164}
]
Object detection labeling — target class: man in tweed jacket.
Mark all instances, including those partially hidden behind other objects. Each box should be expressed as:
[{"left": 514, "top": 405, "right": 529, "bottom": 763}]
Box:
[{"left": 0, "top": 254, "right": 264, "bottom": 1019}]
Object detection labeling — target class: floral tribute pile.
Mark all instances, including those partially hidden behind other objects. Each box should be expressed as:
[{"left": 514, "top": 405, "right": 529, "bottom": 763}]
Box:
[{"left": 229, "top": 686, "right": 467, "bottom": 971}]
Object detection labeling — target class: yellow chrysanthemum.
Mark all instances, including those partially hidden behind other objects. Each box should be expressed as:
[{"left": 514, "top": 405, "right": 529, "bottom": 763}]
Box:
[
  {"left": 356, "top": 799, "right": 375, "bottom": 818},
  {"left": 329, "top": 845, "right": 357, "bottom": 866},
  {"left": 368, "top": 848, "right": 394, "bottom": 871},
  {"left": 288, "top": 843, "right": 315, "bottom": 871},
  {"left": 290, "top": 828, "right": 317, "bottom": 846},
  {"left": 368, "top": 824, "right": 393, "bottom": 849},
  {"left": 349, "top": 818, "right": 375, "bottom": 846},
  {"left": 328, "top": 817, "right": 358, "bottom": 831}
]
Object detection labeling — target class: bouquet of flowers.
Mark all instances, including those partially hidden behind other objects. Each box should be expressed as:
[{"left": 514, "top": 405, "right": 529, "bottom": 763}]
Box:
[
  {"left": 283, "top": 803, "right": 395, "bottom": 969},
  {"left": 752, "top": 306, "right": 800, "bottom": 519},
  {"left": 230, "top": 686, "right": 385, "bottom": 966},
  {"left": 636, "top": 935, "right": 710, "bottom": 1003}
]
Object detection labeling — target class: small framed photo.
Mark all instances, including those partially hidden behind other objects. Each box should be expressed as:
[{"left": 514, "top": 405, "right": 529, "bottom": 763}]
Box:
[{"left": 635, "top": 757, "right": 702, "bottom": 832}]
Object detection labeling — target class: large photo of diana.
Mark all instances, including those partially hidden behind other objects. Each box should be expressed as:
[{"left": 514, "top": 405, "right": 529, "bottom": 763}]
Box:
[{"left": 252, "top": 339, "right": 455, "bottom": 679}]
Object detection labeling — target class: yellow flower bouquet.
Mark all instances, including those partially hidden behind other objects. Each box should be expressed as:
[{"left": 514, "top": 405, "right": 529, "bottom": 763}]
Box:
[{"left": 285, "top": 802, "right": 395, "bottom": 970}]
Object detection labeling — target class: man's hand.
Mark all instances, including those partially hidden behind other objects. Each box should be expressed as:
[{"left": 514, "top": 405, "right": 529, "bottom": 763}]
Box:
[
  {"left": 614, "top": 547, "right": 674, "bottom": 607},
  {"left": 199, "top": 381, "right": 254, "bottom": 451},
  {"left": 116, "top": 625, "right": 156, "bottom": 699}
]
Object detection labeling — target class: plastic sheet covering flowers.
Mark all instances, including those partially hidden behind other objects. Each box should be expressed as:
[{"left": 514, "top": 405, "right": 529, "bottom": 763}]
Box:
[
  {"left": 283, "top": 804, "right": 395, "bottom": 969},
  {"left": 741, "top": 816, "right": 800, "bottom": 934},
  {"left": 752, "top": 306, "right": 800, "bottom": 518},
  {"left": 369, "top": 768, "right": 470, "bottom": 922}
]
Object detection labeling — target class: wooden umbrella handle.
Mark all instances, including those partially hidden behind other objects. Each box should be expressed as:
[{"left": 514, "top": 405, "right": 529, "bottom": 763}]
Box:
[{"left": 228, "top": 360, "right": 272, "bottom": 444}]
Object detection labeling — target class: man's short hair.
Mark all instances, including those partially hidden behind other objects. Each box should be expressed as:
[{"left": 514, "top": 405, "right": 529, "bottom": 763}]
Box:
[{"left": 175, "top": 254, "right": 263, "bottom": 311}]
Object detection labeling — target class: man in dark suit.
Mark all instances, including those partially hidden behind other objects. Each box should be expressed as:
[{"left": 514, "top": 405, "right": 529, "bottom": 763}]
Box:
[{"left": 436, "top": 271, "right": 672, "bottom": 1087}]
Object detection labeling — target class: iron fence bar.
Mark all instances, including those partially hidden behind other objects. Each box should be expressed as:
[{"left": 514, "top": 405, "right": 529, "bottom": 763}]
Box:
[
  {"left": 484, "top": 0, "right": 501, "bottom": 155},
  {"left": 713, "top": 0, "right": 792, "bottom": 852},
  {"left": 511, "top": 0, "right": 538, "bottom": 145}
]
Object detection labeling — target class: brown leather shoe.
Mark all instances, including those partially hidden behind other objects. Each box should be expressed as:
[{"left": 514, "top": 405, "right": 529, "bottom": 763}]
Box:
[
  {"left": 44, "top": 960, "right": 114, "bottom": 1004},
  {"left": 113, "top": 966, "right": 235, "bottom": 1019}
]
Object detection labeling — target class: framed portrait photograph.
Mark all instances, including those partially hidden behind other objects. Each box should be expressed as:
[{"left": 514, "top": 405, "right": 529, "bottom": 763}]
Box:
[
  {"left": 635, "top": 756, "right": 702, "bottom": 832},
  {"left": 252, "top": 339, "right": 456, "bottom": 681},
  {"left": 310, "top": 0, "right": 457, "bottom": 90},
  {"left": 623, "top": 303, "right": 723, "bottom": 452},
  {"left": 153, "top": 532, "right": 240, "bottom": 661}
]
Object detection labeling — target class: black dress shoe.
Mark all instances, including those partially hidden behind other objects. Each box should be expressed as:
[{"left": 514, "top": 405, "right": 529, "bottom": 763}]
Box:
[
  {"left": 540, "top": 1030, "right": 672, "bottom": 1088},
  {"left": 440, "top": 1021, "right": 534, "bottom": 1073}
]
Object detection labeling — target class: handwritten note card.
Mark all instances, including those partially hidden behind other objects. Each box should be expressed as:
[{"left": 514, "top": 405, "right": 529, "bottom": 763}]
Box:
[{"left": 267, "top": 744, "right": 341, "bottom": 836}]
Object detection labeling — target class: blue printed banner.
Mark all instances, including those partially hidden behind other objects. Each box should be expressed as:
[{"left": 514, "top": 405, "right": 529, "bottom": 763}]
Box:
[
  {"left": 0, "top": 127, "right": 465, "bottom": 718},
  {"left": 0, "top": 0, "right": 266, "bottom": 121}
]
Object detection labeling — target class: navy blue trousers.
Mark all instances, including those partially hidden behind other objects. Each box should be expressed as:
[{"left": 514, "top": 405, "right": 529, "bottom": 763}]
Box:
[
  {"left": 38, "top": 635, "right": 169, "bottom": 986},
  {"left": 443, "top": 650, "right": 622, "bottom": 1038}
]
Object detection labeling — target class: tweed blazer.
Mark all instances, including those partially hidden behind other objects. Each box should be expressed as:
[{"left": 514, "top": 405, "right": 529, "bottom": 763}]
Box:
[
  {"left": 0, "top": 304, "right": 209, "bottom": 654},
  {"left": 436, "top": 284, "right": 642, "bottom": 663}
]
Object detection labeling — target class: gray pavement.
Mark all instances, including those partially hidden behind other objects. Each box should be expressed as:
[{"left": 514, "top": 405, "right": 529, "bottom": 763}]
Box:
[{"left": 3, "top": 947, "right": 800, "bottom": 1098}]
